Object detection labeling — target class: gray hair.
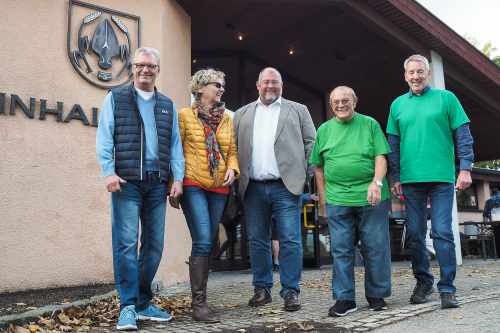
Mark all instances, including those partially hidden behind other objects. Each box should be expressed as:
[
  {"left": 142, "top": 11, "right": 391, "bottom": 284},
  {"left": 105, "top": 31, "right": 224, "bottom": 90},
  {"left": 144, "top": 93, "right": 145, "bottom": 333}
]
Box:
[
  {"left": 329, "top": 86, "right": 358, "bottom": 104},
  {"left": 403, "top": 54, "right": 430, "bottom": 71},
  {"left": 257, "top": 67, "right": 283, "bottom": 83},
  {"left": 189, "top": 68, "right": 225, "bottom": 96},
  {"left": 132, "top": 47, "right": 160, "bottom": 67}
]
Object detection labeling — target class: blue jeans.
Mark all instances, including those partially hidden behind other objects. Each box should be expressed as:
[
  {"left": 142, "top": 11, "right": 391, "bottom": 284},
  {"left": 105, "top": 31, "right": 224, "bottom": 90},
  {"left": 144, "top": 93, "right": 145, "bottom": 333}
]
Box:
[
  {"left": 403, "top": 182, "right": 456, "bottom": 294},
  {"left": 111, "top": 178, "right": 168, "bottom": 310},
  {"left": 327, "top": 200, "right": 391, "bottom": 301},
  {"left": 244, "top": 180, "right": 302, "bottom": 297},
  {"left": 180, "top": 186, "right": 227, "bottom": 257}
]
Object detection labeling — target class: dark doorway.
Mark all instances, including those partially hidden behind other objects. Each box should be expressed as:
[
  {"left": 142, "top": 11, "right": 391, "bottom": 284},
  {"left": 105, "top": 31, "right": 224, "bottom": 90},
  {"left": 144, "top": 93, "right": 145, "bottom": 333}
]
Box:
[
  {"left": 178, "top": 0, "right": 500, "bottom": 270},
  {"left": 182, "top": 0, "right": 412, "bottom": 271}
]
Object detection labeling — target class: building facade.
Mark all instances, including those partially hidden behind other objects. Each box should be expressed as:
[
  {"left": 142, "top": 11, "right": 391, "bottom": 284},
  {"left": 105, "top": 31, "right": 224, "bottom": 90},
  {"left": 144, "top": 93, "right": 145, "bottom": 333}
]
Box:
[{"left": 0, "top": 0, "right": 192, "bottom": 293}]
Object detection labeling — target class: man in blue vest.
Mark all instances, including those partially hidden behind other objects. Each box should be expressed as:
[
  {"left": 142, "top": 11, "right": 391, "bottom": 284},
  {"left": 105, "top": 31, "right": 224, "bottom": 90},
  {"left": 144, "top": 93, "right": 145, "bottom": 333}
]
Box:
[{"left": 96, "top": 47, "right": 184, "bottom": 330}]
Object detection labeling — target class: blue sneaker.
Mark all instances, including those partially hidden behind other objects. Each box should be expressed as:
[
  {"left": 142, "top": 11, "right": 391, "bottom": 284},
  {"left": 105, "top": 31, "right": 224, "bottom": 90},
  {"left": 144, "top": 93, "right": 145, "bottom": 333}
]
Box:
[
  {"left": 116, "top": 305, "right": 138, "bottom": 331},
  {"left": 137, "top": 304, "right": 173, "bottom": 322}
]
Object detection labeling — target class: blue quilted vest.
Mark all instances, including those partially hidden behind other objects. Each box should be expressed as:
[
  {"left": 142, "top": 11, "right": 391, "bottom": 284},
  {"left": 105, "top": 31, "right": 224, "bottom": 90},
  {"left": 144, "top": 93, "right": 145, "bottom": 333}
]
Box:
[{"left": 111, "top": 84, "right": 173, "bottom": 182}]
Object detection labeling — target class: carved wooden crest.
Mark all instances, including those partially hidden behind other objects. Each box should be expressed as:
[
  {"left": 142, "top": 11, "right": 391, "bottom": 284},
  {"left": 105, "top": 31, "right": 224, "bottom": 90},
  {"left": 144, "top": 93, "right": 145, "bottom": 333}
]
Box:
[{"left": 67, "top": 0, "right": 140, "bottom": 89}]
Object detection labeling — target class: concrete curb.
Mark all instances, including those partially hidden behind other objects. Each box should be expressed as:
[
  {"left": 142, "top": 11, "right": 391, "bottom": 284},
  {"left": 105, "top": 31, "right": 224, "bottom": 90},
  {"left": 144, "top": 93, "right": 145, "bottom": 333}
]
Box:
[{"left": 0, "top": 290, "right": 116, "bottom": 330}]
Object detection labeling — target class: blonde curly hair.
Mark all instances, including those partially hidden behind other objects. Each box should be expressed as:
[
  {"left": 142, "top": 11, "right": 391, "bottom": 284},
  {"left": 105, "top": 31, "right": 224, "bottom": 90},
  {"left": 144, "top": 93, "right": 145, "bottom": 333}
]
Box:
[{"left": 189, "top": 68, "right": 225, "bottom": 97}]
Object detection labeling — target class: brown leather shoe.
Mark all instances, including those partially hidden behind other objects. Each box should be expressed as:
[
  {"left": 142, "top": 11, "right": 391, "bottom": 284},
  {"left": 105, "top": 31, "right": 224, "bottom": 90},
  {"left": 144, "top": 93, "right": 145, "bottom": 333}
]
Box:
[
  {"left": 248, "top": 288, "right": 272, "bottom": 307},
  {"left": 284, "top": 290, "right": 301, "bottom": 312}
]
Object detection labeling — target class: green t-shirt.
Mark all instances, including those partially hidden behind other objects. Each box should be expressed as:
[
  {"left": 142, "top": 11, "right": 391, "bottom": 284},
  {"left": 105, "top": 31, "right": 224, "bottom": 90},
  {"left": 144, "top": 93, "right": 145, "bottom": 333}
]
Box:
[
  {"left": 309, "top": 113, "right": 390, "bottom": 206},
  {"left": 386, "top": 88, "right": 470, "bottom": 184}
]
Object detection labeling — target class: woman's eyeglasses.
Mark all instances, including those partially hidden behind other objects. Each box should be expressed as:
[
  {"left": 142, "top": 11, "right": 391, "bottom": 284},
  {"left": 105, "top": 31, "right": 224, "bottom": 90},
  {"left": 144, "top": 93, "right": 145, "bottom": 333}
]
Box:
[{"left": 208, "top": 82, "right": 225, "bottom": 89}]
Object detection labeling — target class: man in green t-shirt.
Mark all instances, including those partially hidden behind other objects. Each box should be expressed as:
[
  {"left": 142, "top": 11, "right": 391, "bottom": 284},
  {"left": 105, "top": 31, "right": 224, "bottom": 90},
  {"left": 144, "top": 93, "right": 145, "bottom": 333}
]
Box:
[
  {"left": 387, "top": 54, "right": 474, "bottom": 310},
  {"left": 310, "top": 86, "right": 392, "bottom": 317}
]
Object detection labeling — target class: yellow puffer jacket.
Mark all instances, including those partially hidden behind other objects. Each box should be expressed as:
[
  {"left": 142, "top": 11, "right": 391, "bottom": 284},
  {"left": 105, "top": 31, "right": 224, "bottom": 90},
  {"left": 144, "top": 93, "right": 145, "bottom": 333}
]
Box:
[{"left": 178, "top": 107, "right": 239, "bottom": 188}]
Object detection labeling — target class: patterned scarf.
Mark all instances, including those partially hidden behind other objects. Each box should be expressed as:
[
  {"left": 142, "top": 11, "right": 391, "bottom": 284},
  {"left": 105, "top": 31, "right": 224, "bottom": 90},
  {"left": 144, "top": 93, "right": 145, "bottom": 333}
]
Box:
[{"left": 195, "top": 101, "right": 226, "bottom": 179}]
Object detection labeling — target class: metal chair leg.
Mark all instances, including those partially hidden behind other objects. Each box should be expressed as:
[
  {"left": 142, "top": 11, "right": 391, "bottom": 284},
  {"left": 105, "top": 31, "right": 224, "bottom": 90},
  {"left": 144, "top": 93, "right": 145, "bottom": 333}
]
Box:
[{"left": 481, "top": 238, "right": 487, "bottom": 259}]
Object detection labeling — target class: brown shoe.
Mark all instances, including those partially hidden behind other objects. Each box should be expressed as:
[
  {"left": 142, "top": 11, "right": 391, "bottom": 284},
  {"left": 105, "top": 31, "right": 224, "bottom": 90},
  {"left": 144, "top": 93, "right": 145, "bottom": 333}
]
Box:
[
  {"left": 248, "top": 288, "right": 272, "bottom": 307},
  {"left": 283, "top": 290, "right": 301, "bottom": 312},
  {"left": 189, "top": 256, "right": 220, "bottom": 323}
]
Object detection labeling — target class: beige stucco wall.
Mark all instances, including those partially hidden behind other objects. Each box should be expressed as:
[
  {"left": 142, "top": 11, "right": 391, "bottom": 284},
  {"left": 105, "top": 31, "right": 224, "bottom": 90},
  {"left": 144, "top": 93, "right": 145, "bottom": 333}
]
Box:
[{"left": 0, "top": 0, "right": 191, "bottom": 293}]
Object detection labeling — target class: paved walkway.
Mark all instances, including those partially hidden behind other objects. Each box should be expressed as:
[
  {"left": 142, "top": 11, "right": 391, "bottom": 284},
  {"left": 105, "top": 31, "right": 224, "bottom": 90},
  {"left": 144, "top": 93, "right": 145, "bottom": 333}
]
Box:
[
  {"left": 376, "top": 297, "right": 500, "bottom": 333},
  {"left": 140, "top": 259, "right": 500, "bottom": 332}
]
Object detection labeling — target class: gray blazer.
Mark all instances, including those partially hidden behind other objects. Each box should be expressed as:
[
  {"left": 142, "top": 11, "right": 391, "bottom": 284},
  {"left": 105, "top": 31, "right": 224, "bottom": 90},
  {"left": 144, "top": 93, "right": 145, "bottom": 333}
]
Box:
[{"left": 233, "top": 98, "right": 316, "bottom": 198}]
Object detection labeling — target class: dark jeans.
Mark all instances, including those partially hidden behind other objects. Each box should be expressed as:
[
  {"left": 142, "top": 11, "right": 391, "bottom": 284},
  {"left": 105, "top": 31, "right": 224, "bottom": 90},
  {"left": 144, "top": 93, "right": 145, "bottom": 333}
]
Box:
[
  {"left": 180, "top": 186, "right": 227, "bottom": 257},
  {"left": 244, "top": 180, "right": 302, "bottom": 297},
  {"left": 327, "top": 200, "right": 392, "bottom": 301},
  {"left": 403, "top": 182, "right": 456, "bottom": 294},
  {"left": 111, "top": 178, "right": 168, "bottom": 310}
]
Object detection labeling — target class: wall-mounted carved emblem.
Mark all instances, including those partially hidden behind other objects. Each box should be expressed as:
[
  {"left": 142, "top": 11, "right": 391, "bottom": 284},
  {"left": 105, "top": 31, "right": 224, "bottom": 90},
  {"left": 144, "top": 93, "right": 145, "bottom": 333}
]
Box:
[{"left": 67, "top": 0, "right": 141, "bottom": 89}]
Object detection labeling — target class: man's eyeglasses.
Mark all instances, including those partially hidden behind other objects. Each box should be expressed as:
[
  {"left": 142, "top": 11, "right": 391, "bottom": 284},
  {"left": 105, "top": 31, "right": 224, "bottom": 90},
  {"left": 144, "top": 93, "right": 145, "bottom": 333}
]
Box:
[
  {"left": 260, "top": 80, "right": 281, "bottom": 86},
  {"left": 208, "top": 82, "right": 225, "bottom": 89},
  {"left": 134, "top": 63, "right": 158, "bottom": 70},
  {"left": 331, "top": 99, "right": 353, "bottom": 106}
]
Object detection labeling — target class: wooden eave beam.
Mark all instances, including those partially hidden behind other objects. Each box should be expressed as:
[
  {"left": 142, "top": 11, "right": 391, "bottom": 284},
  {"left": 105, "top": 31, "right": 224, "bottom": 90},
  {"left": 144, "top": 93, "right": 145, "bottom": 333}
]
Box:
[
  {"left": 387, "top": 0, "right": 500, "bottom": 87},
  {"left": 343, "top": 0, "right": 500, "bottom": 117},
  {"left": 342, "top": 0, "right": 429, "bottom": 57},
  {"left": 444, "top": 65, "right": 500, "bottom": 120}
]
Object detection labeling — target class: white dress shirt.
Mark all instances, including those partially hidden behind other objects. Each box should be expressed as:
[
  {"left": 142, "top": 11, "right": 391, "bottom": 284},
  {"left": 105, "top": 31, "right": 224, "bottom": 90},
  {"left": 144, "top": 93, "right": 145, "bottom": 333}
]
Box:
[{"left": 250, "top": 97, "right": 282, "bottom": 180}]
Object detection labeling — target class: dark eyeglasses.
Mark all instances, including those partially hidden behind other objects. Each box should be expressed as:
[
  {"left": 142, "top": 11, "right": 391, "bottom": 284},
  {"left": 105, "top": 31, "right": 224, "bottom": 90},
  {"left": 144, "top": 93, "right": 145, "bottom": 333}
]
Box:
[
  {"left": 208, "top": 82, "right": 225, "bottom": 89},
  {"left": 134, "top": 63, "right": 158, "bottom": 70}
]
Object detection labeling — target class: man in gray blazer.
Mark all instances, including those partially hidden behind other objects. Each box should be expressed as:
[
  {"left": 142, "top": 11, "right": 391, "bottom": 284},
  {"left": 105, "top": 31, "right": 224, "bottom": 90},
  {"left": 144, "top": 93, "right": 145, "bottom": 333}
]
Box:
[{"left": 233, "top": 67, "right": 316, "bottom": 311}]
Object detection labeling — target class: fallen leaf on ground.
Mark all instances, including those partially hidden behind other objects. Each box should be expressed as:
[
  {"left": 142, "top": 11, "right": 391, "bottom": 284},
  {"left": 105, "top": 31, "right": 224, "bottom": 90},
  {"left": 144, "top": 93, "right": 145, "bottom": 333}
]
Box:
[
  {"left": 58, "top": 324, "right": 73, "bottom": 331},
  {"left": 27, "top": 324, "right": 39, "bottom": 333},
  {"left": 37, "top": 318, "right": 55, "bottom": 328},
  {"left": 296, "top": 321, "right": 315, "bottom": 331},
  {"left": 58, "top": 313, "right": 72, "bottom": 324}
]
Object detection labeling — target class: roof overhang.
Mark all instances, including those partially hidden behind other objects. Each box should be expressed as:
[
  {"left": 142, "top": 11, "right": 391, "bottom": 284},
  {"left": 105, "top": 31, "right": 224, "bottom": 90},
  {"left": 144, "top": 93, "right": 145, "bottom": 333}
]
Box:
[{"left": 177, "top": 0, "right": 500, "bottom": 160}]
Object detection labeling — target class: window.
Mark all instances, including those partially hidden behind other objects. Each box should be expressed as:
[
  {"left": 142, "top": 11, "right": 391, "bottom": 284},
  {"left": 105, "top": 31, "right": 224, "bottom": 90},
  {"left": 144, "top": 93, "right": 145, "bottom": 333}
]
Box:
[{"left": 457, "top": 184, "right": 479, "bottom": 210}]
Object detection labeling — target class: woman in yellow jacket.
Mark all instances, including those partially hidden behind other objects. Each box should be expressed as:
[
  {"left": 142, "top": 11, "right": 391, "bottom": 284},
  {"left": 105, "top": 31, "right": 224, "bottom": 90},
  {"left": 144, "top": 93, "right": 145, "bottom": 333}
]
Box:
[{"left": 176, "top": 68, "right": 239, "bottom": 323}]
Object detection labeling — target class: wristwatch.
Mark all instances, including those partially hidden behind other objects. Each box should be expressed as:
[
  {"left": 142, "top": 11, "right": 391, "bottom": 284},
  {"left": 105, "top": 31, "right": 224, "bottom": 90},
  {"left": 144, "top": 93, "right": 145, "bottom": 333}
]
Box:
[{"left": 374, "top": 180, "right": 383, "bottom": 187}]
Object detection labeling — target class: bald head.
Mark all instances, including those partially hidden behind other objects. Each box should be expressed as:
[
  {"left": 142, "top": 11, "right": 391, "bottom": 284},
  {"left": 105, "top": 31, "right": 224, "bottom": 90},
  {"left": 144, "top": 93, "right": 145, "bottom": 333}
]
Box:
[
  {"left": 330, "top": 86, "right": 358, "bottom": 104},
  {"left": 258, "top": 67, "right": 282, "bottom": 83},
  {"left": 256, "top": 67, "right": 283, "bottom": 105},
  {"left": 329, "top": 86, "right": 357, "bottom": 122}
]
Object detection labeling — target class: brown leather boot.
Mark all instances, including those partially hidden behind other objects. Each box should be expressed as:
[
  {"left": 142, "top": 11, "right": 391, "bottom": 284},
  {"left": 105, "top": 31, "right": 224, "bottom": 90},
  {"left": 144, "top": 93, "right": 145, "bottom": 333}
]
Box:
[{"left": 189, "top": 256, "right": 220, "bottom": 323}]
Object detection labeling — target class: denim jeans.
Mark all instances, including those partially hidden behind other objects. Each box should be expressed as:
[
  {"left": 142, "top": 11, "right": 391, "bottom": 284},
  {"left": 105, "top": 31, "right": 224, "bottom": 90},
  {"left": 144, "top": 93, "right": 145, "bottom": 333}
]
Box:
[
  {"left": 243, "top": 180, "right": 302, "bottom": 297},
  {"left": 111, "top": 178, "right": 168, "bottom": 310},
  {"left": 180, "top": 186, "right": 227, "bottom": 257},
  {"left": 327, "top": 200, "right": 391, "bottom": 301},
  {"left": 403, "top": 182, "right": 456, "bottom": 294}
]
